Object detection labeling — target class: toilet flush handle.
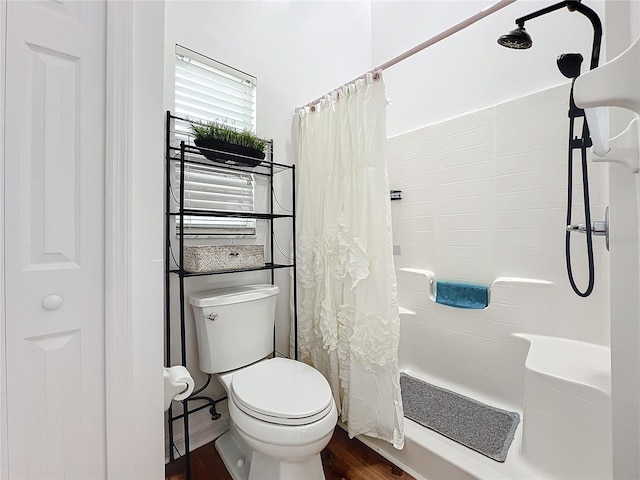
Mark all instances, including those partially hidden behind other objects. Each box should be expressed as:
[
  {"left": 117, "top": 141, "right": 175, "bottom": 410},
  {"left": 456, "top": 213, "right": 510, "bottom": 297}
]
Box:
[{"left": 207, "top": 312, "right": 218, "bottom": 321}]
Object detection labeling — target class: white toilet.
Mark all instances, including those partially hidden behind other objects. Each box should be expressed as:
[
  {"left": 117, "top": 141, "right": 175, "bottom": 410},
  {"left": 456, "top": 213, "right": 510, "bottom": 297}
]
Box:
[{"left": 189, "top": 284, "right": 337, "bottom": 480}]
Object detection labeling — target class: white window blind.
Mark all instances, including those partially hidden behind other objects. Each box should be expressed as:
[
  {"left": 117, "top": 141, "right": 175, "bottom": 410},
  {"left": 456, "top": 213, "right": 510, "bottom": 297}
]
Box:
[
  {"left": 175, "top": 45, "right": 257, "bottom": 132},
  {"left": 174, "top": 45, "right": 258, "bottom": 237},
  {"left": 175, "top": 163, "right": 256, "bottom": 236}
]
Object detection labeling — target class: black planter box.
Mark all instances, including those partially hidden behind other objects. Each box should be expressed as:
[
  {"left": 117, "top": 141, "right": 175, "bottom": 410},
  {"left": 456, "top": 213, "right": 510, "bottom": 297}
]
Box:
[{"left": 194, "top": 138, "right": 266, "bottom": 167}]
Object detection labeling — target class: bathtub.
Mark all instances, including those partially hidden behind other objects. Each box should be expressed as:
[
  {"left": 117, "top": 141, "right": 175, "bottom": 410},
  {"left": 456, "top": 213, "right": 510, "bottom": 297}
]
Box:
[{"left": 357, "top": 306, "right": 612, "bottom": 480}]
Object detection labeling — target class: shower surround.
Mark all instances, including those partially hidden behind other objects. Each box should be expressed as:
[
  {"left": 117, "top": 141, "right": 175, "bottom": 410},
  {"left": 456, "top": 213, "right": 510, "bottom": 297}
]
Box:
[{"left": 359, "top": 85, "right": 612, "bottom": 479}]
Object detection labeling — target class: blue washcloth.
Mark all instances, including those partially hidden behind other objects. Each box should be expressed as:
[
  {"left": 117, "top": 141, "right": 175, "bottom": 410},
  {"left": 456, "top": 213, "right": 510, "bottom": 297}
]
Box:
[{"left": 435, "top": 281, "right": 489, "bottom": 309}]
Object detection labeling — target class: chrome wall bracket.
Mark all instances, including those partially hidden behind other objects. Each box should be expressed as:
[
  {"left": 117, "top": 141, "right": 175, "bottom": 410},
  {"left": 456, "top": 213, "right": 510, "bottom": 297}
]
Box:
[{"left": 567, "top": 206, "right": 609, "bottom": 250}]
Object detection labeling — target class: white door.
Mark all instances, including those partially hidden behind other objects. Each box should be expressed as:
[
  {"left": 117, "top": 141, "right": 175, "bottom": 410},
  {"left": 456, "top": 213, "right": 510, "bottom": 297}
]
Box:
[{"left": 4, "top": 1, "right": 107, "bottom": 478}]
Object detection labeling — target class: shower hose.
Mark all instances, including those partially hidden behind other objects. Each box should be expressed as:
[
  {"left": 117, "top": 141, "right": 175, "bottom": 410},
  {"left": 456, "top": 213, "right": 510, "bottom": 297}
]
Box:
[{"left": 565, "top": 80, "right": 595, "bottom": 297}]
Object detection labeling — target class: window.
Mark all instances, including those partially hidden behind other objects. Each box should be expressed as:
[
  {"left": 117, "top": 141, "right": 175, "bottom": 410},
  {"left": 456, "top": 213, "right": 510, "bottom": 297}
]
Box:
[
  {"left": 175, "top": 46, "right": 257, "bottom": 131},
  {"left": 176, "top": 162, "right": 255, "bottom": 236},
  {"left": 174, "top": 45, "right": 258, "bottom": 237}
]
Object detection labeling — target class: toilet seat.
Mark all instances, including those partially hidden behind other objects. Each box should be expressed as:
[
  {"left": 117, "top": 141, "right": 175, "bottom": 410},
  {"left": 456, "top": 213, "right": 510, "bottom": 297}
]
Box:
[{"left": 230, "top": 358, "right": 333, "bottom": 426}]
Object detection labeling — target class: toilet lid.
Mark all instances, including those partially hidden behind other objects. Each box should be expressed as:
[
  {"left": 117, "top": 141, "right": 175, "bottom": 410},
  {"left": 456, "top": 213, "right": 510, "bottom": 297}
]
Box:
[{"left": 230, "top": 358, "right": 334, "bottom": 426}]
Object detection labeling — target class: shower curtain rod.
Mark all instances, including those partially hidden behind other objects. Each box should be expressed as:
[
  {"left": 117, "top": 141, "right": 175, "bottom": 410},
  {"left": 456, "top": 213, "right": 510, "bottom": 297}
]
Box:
[{"left": 298, "top": 0, "right": 517, "bottom": 110}]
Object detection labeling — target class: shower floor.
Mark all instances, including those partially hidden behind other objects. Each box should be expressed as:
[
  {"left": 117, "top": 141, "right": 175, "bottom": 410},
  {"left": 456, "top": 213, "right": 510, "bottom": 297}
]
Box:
[
  {"left": 359, "top": 364, "right": 611, "bottom": 480},
  {"left": 358, "top": 368, "right": 538, "bottom": 480}
]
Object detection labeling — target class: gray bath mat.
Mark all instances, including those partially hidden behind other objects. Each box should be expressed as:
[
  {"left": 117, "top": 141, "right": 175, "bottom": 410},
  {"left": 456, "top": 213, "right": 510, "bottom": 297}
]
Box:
[{"left": 400, "top": 373, "right": 519, "bottom": 462}]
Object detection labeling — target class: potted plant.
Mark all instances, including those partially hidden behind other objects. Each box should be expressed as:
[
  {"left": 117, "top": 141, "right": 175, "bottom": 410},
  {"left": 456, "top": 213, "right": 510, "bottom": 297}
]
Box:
[{"left": 190, "top": 119, "right": 268, "bottom": 167}]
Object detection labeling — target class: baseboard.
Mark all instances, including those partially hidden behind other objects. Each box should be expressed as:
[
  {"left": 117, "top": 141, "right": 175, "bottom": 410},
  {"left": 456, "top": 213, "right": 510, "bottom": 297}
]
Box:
[{"left": 165, "top": 403, "right": 230, "bottom": 463}]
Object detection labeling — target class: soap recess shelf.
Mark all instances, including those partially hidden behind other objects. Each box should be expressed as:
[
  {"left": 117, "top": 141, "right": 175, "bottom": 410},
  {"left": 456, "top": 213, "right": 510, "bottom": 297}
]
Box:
[{"left": 398, "top": 267, "right": 553, "bottom": 305}]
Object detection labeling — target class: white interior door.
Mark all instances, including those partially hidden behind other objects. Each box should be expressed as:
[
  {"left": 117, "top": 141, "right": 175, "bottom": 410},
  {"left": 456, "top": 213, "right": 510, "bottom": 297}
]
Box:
[{"left": 4, "top": 1, "right": 107, "bottom": 478}]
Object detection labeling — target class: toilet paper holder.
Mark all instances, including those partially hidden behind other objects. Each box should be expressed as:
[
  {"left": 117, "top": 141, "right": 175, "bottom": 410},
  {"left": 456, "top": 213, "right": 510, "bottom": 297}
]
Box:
[
  {"left": 164, "top": 366, "right": 195, "bottom": 411},
  {"left": 163, "top": 367, "right": 225, "bottom": 421}
]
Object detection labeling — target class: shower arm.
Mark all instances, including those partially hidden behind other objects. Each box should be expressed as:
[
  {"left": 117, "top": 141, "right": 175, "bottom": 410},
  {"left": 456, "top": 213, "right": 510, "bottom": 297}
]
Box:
[
  {"left": 515, "top": 0, "right": 602, "bottom": 70},
  {"left": 504, "top": 0, "right": 604, "bottom": 297}
]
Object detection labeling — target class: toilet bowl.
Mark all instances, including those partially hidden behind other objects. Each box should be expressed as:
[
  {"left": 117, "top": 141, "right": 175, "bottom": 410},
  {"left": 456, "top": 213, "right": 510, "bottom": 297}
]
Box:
[
  {"left": 188, "top": 285, "right": 337, "bottom": 480},
  {"left": 218, "top": 358, "right": 337, "bottom": 480}
]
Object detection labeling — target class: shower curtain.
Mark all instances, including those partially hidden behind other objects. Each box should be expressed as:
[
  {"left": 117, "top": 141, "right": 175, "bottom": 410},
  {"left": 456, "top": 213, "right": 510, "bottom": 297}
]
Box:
[{"left": 295, "top": 73, "right": 404, "bottom": 449}]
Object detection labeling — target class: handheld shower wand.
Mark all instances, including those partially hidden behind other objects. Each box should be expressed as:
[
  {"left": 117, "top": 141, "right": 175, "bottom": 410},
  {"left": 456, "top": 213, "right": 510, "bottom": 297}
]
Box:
[
  {"left": 497, "top": 1, "right": 604, "bottom": 297},
  {"left": 558, "top": 53, "right": 597, "bottom": 297}
]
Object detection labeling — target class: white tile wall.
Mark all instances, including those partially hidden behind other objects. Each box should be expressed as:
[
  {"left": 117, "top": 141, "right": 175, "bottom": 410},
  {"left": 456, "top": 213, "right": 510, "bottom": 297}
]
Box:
[{"left": 389, "top": 85, "right": 610, "bottom": 409}]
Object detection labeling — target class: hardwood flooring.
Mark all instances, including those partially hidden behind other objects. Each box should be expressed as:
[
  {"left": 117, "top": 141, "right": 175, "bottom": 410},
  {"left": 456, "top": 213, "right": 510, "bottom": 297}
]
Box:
[
  {"left": 165, "top": 426, "right": 414, "bottom": 480},
  {"left": 321, "top": 427, "right": 414, "bottom": 480}
]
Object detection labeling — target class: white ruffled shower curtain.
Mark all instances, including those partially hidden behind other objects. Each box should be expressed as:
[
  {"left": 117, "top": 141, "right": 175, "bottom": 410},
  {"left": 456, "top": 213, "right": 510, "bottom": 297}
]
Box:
[{"left": 294, "top": 73, "right": 404, "bottom": 449}]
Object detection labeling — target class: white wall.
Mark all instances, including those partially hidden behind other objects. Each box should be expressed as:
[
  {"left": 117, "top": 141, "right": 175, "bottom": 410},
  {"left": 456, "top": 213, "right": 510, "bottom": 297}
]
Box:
[
  {"left": 601, "top": 2, "right": 640, "bottom": 478},
  {"left": 375, "top": 0, "right": 611, "bottom": 345},
  {"left": 162, "top": 0, "right": 372, "bottom": 453},
  {"left": 371, "top": 0, "right": 605, "bottom": 137},
  {"left": 389, "top": 84, "right": 610, "bottom": 409}
]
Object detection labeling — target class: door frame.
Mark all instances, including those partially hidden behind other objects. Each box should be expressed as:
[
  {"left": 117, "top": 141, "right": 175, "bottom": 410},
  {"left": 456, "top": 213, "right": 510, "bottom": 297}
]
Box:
[
  {"left": 0, "top": 0, "right": 8, "bottom": 476},
  {"left": 104, "top": 1, "right": 165, "bottom": 478},
  {"left": 104, "top": 1, "right": 136, "bottom": 476}
]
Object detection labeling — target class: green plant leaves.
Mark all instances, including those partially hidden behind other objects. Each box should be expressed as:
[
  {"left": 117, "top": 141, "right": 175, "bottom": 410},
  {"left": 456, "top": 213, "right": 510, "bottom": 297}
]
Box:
[{"left": 190, "top": 119, "right": 267, "bottom": 153}]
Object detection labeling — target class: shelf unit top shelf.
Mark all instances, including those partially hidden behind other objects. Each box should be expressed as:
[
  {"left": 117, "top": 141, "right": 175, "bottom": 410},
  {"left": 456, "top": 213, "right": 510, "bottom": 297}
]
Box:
[
  {"left": 169, "top": 146, "right": 293, "bottom": 176},
  {"left": 167, "top": 112, "right": 294, "bottom": 176}
]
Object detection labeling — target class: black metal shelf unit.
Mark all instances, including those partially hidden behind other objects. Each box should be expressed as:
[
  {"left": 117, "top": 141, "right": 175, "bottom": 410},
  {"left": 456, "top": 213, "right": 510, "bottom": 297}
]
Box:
[{"left": 164, "top": 112, "right": 298, "bottom": 480}]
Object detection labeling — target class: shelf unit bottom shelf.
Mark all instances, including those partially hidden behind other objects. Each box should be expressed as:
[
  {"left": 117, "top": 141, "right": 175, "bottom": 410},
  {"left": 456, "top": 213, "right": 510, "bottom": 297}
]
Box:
[{"left": 170, "top": 262, "right": 294, "bottom": 277}]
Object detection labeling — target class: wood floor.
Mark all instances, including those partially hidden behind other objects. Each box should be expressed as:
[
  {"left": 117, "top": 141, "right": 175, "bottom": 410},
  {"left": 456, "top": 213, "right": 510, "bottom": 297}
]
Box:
[{"left": 165, "top": 426, "right": 414, "bottom": 480}]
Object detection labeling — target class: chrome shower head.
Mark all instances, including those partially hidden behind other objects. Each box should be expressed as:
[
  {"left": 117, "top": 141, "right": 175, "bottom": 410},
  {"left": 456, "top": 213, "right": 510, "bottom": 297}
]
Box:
[{"left": 497, "top": 26, "right": 532, "bottom": 49}]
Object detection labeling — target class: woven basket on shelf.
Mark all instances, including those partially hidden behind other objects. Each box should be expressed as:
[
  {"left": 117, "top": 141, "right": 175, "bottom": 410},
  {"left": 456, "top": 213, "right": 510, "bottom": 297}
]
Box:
[{"left": 183, "top": 245, "right": 264, "bottom": 273}]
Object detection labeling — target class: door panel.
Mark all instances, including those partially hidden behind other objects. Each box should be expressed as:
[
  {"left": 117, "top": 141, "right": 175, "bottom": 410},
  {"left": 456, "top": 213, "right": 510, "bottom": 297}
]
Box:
[
  {"left": 26, "top": 43, "right": 80, "bottom": 268},
  {"left": 4, "top": 1, "right": 106, "bottom": 478}
]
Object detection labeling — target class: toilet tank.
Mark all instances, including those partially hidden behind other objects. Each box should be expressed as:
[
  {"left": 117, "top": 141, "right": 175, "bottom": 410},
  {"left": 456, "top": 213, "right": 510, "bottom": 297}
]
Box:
[{"left": 188, "top": 284, "right": 279, "bottom": 374}]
